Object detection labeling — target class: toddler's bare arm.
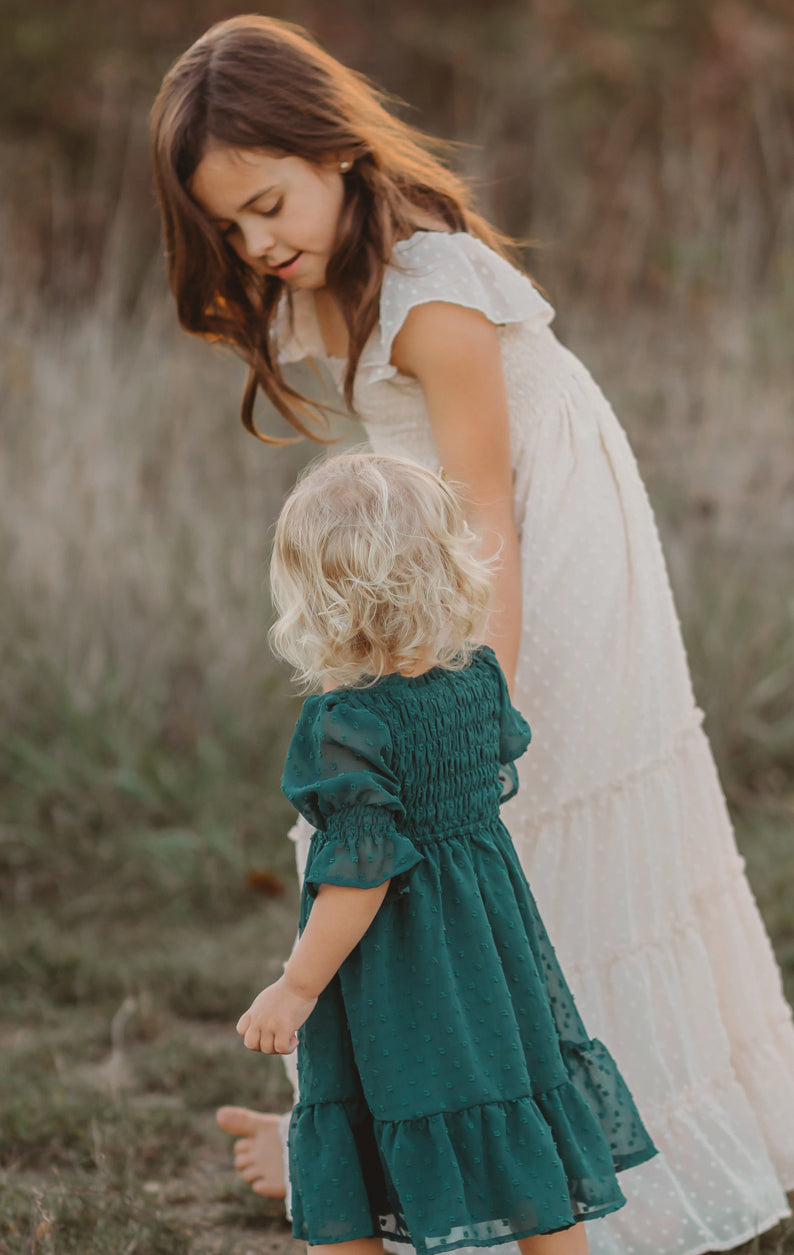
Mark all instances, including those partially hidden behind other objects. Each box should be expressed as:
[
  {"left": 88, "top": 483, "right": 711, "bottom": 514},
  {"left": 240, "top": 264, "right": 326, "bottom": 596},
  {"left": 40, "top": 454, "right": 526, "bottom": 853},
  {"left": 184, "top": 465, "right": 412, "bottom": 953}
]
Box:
[{"left": 237, "top": 880, "right": 390, "bottom": 1054}]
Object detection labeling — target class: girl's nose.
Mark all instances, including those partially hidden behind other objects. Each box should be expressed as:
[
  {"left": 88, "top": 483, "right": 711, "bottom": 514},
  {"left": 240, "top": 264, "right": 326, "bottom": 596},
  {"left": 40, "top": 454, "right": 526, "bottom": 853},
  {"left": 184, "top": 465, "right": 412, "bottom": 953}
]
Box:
[{"left": 241, "top": 218, "right": 276, "bottom": 260}]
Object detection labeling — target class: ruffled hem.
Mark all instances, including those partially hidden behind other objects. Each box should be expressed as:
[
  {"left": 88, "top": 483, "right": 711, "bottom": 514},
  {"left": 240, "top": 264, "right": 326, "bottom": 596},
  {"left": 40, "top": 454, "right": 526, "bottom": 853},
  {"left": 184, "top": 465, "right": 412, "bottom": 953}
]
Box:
[
  {"left": 557, "top": 1038, "right": 657, "bottom": 1172},
  {"left": 584, "top": 1063, "right": 794, "bottom": 1255},
  {"left": 289, "top": 1041, "right": 656, "bottom": 1254},
  {"left": 288, "top": 1094, "right": 388, "bottom": 1242}
]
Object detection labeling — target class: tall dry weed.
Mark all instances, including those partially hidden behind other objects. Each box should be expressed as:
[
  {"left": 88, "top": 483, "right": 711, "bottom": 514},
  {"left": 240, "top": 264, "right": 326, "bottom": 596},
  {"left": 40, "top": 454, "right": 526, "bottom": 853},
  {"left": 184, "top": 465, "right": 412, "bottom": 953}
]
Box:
[
  {"left": 3, "top": 1, "right": 794, "bottom": 310},
  {"left": 2, "top": 267, "right": 792, "bottom": 820},
  {"left": 1, "top": 281, "right": 308, "bottom": 729}
]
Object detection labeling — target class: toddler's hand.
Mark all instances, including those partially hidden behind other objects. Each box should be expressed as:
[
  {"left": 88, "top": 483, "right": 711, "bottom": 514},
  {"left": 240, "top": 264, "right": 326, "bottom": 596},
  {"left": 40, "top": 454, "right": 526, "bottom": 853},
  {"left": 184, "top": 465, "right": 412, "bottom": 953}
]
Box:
[{"left": 236, "top": 975, "right": 317, "bottom": 1055}]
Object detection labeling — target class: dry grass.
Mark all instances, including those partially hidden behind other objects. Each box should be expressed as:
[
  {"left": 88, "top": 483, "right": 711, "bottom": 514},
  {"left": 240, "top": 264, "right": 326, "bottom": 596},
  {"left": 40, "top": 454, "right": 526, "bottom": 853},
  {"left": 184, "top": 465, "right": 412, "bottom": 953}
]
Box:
[
  {"left": 1, "top": 261, "right": 792, "bottom": 1254},
  {"left": 1, "top": 60, "right": 793, "bottom": 1237},
  {"left": 2, "top": 269, "right": 792, "bottom": 806},
  {"left": 0, "top": 8, "right": 791, "bottom": 1249}
]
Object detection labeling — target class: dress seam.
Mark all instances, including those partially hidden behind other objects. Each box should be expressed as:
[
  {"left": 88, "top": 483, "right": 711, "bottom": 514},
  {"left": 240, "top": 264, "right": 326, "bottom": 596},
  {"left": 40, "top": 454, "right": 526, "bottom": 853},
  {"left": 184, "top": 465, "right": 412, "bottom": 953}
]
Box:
[
  {"left": 562, "top": 855, "right": 750, "bottom": 979},
  {"left": 521, "top": 711, "right": 706, "bottom": 828},
  {"left": 295, "top": 1066, "right": 606, "bottom": 1126}
]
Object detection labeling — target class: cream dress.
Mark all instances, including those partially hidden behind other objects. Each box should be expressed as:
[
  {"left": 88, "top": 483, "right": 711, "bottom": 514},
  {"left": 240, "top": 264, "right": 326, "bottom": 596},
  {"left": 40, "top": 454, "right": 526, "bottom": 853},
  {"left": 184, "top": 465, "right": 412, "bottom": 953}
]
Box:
[{"left": 276, "top": 231, "right": 794, "bottom": 1255}]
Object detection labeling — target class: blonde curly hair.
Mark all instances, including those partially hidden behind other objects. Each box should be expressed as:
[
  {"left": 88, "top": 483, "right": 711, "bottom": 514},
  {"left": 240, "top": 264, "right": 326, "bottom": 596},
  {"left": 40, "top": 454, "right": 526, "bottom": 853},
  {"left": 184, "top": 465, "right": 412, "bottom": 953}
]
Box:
[{"left": 270, "top": 453, "right": 494, "bottom": 689}]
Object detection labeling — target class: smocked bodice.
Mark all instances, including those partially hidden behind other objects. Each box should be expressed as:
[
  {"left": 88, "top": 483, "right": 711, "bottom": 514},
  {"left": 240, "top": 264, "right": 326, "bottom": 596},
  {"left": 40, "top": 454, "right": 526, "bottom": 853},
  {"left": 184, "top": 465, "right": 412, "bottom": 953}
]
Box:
[{"left": 282, "top": 647, "right": 530, "bottom": 860}]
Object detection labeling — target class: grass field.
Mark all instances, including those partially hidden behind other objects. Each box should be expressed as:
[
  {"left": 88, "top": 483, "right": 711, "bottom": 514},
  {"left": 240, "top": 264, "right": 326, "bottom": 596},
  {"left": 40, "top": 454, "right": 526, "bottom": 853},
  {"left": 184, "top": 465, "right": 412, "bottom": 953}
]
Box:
[{"left": 1, "top": 268, "right": 793, "bottom": 1252}]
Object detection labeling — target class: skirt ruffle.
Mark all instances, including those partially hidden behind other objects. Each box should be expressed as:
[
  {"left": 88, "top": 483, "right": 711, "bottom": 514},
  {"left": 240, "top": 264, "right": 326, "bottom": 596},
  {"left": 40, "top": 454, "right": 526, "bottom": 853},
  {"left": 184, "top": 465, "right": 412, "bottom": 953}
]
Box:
[{"left": 289, "top": 1037, "right": 657, "bottom": 1255}]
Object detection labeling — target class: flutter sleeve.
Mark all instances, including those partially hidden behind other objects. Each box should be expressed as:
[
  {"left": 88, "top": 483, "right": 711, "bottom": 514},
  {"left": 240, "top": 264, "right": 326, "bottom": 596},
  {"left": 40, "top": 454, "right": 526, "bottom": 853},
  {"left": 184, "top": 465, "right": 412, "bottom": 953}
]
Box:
[
  {"left": 353, "top": 231, "right": 555, "bottom": 386},
  {"left": 282, "top": 693, "right": 422, "bottom": 893},
  {"left": 479, "top": 647, "right": 532, "bottom": 804}
]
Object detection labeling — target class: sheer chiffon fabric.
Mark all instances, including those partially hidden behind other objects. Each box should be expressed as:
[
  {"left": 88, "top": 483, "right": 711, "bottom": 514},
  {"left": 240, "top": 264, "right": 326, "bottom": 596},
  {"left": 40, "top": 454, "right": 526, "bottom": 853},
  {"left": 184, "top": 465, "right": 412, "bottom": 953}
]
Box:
[
  {"left": 277, "top": 231, "right": 794, "bottom": 1254},
  {"left": 282, "top": 653, "right": 656, "bottom": 1253}
]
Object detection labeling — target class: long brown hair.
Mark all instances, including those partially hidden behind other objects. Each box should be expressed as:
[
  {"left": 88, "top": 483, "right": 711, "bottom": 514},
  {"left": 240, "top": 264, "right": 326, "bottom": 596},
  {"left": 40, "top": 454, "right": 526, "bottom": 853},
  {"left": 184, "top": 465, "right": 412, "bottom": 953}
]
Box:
[{"left": 150, "top": 15, "right": 513, "bottom": 442}]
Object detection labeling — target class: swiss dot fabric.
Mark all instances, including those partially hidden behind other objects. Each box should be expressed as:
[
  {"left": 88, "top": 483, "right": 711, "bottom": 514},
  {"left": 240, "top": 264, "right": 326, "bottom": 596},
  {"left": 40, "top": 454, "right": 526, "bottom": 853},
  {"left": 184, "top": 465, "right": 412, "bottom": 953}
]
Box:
[
  {"left": 277, "top": 230, "right": 794, "bottom": 1255},
  {"left": 282, "top": 700, "right": 419, "bottom": 894},
  {"left": 283, "top": 649, "right": 657, "bottom": 1253}
]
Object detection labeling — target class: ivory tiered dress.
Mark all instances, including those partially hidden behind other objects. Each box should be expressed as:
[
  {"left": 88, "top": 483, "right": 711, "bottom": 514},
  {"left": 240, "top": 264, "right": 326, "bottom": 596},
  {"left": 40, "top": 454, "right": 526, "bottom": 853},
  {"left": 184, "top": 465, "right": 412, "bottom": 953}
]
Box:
[{"left": 277, "top": 230, "right": 794, "bottom": 1255}]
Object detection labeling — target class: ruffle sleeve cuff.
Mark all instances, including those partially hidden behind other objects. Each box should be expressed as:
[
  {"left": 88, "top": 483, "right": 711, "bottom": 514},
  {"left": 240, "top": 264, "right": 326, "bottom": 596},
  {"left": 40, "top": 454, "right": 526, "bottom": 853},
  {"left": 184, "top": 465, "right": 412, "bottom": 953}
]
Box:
[
  {"left": 283, "top": 693, "right": 419, "bottom": 893},
  {"left": 303, "top": 807, "right": 423, "bottom": 894}
]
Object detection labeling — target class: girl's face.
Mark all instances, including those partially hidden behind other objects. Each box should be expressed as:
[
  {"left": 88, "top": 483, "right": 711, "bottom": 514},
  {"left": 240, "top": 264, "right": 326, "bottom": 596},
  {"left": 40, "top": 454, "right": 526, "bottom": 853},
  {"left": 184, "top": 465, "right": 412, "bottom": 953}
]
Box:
[{"left": 190, "top": 146, "right": 346, "bottom": 289}]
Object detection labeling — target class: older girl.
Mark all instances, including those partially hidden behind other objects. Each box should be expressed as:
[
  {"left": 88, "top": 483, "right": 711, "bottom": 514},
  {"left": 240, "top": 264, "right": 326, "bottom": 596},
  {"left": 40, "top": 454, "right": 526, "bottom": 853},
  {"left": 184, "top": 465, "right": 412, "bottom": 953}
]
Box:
[{"left": 151, "top": 17, "right": 794, "bottom": 1255}]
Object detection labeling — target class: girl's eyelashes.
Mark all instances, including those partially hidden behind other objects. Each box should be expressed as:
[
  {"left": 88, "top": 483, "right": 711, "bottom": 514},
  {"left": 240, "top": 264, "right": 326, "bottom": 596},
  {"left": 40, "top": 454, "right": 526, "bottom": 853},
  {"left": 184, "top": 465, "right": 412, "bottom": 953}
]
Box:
[
  {"left": 217, "top": 198, "right": 283, "bottom": 239},
  {"left": 258, "top": 197, "right": 283, "bottom": 218}
]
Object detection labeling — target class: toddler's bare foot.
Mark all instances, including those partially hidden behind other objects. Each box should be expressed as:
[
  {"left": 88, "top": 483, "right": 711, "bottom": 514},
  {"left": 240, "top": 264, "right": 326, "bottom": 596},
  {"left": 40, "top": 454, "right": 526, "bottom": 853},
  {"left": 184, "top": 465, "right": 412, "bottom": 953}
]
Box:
[{"left": 216, "top": 1106, "right": 287, "bottom": 1199}]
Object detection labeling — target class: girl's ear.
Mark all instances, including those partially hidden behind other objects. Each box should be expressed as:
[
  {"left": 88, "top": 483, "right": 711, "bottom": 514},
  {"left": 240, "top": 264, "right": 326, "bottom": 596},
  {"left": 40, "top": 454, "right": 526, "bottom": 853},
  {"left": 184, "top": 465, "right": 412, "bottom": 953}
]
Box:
[{"left": 317, "top": 153, "right": 352, "bottom": 174}]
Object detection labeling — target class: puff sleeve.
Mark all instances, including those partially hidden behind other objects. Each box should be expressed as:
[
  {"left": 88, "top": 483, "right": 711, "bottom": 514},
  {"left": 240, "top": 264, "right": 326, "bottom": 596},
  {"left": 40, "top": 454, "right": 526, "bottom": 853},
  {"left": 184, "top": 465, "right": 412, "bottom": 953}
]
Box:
[
  {"left": 479, "top": 647, "right": 532, "bottom": 804},
  {"left": 282, "top": 694, "right": 422, "bottom": 893}
]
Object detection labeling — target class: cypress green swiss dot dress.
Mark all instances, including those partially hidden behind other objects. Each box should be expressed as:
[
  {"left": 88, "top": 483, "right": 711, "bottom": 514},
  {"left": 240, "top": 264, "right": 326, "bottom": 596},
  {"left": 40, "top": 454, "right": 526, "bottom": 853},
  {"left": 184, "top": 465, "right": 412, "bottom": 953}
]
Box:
[{"left": 283, "top": 647, "right": 656, "bottom": 1253}]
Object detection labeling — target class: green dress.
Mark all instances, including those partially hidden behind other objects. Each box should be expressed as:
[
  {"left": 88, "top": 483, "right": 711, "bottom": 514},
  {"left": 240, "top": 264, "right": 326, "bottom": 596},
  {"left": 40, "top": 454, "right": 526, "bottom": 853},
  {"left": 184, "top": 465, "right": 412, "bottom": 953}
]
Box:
[{"left": 283, "top": 647, "right": 656, "bottom": 1253}]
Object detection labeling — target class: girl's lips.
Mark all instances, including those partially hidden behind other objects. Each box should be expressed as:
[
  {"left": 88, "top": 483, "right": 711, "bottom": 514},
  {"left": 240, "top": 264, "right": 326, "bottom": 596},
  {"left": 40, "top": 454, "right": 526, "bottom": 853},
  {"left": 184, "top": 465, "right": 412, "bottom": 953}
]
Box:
[{"left": 272, "top": 251, "right": 303, "bottom": 277}]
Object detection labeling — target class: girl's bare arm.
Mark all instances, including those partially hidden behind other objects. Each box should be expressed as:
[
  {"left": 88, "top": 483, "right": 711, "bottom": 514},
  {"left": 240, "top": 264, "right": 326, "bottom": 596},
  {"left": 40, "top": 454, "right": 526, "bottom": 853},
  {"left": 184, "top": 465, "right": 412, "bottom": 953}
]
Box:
[
  {"left": 285, "top": 880, "right": 390, "bottom": 997},
  {"left": 237, "top": 880, "right": 390, "bottom": 1054},
  {"left": 391, "top": 302, "right": 521, "bottom": 691}
]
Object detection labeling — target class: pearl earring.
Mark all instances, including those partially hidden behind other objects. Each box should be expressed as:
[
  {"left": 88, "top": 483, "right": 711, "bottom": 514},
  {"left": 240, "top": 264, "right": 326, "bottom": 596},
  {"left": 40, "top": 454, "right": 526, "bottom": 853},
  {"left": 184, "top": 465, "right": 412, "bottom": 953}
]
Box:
[{"left": 339, "top": 160, "right": 352, "bottom": 172}]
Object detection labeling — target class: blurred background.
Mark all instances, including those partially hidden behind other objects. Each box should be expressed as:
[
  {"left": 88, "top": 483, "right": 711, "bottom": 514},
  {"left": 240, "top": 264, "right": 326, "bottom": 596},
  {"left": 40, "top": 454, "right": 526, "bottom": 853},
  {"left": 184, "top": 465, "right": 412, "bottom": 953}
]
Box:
[{"left": 1, "top": 3, "right": 793, "bottom": 1252}]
